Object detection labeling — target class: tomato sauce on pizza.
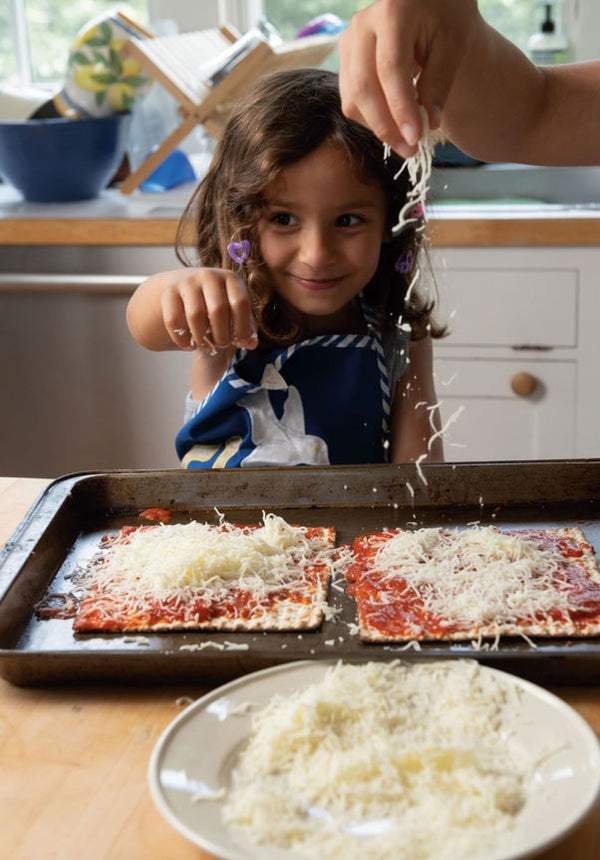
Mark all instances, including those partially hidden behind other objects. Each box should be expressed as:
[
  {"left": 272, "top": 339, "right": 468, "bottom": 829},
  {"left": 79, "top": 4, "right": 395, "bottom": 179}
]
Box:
[
  {"left": 346, "top": 526, "right": 600, "bottom": 642},
  {"left": 72, "top": 515, "right": 337, "bottom": 633}
]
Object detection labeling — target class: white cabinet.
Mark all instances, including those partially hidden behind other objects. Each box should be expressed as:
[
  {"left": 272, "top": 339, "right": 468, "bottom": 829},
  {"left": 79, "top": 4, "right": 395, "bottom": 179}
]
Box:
[
  {"left": 430, "top": 246, "right": 600, "bottom": 462},
  {"left": 433, "top": 356, "right": 576, "bottom": 461},
  {"left": 0, "top": 245, "right": 190, "bottom": 478}
]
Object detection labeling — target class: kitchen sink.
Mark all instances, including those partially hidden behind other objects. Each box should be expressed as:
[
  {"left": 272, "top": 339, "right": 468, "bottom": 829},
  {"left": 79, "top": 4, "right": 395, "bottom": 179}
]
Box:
[{"left": 429, "top": 163, "right": 600, "bottom": 207}]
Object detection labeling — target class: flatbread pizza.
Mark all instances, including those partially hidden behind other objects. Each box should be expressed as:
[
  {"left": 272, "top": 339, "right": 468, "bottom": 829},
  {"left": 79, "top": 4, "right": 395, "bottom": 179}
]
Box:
[
  {"left": 73, "top": 514, "right": 336, "bottom": 633},
  {"left": 346, "top": 525, "right": 600, "bottom": 642}
]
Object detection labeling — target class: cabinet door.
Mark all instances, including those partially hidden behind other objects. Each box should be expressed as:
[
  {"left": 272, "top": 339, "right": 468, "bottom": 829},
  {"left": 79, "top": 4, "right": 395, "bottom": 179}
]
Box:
[
  {"left": 0, "top": 291, "right": 191, "bottom": 477},
  {"left": 433, "top": 357, "right": 576, "bottom": 461},
  {"left": 433, "top": 266, "right": 577, "bottom": 349}
]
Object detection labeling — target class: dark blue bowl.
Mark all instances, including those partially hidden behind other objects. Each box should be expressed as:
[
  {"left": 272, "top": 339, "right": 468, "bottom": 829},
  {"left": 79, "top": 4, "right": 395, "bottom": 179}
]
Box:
[{"left": 0, "top": 113, "right": 130, "bottom": 202}]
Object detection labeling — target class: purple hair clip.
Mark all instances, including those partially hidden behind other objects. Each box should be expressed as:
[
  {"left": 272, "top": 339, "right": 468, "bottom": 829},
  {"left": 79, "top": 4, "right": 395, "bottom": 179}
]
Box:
[
  {"left": 394, "top": 249, "right": 414, "bottom": 275},
  {"left": 227, "top": 239, "right": 251, "bottom": 265}
]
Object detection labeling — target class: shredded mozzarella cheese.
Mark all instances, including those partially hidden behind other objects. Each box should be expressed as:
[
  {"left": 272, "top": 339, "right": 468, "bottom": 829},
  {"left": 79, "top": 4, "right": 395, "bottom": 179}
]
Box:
[
  {"left": 386, "top": 108, "right": 444, "bottom": 235},
  {"left": 223, "top": 660, "right": 530, "bottom": 859},
  {"left": 95, "top": 514, "right": 319, "bottom": 591},
  {"left": 79, "top": 513, "right": 346, "bottom": 626},
  {"left": 371, "top": 526, "right": 574, "bottom": 629}
]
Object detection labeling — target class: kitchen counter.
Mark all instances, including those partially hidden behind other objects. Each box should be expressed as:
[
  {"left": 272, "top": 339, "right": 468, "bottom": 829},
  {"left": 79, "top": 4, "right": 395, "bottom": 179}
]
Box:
[
  {"left": 2, "top": 183, "right": 600, "bottom": 246},
  {"left": 0, "top": 477, "right": 213, "bottom": 860},
  {"left": 1, "top": 476, "right": 600, "bottom": 859}
]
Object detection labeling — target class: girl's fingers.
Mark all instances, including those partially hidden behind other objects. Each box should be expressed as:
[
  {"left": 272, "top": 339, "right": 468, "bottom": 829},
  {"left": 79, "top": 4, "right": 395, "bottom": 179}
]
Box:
[
  {"left": 224, "top": 273, "right": 258, "bottom": 349},
  {"left": 180, "top": 269, "right": 256, "bottom": 352},
  {"left": 199, "top": 270, "right": 237, "bottom": 348},
  {"left": 178, "top": 280, "right": 218, "bottom": 354},
  {"left": 161, "top": 288, "right": 197, "bottom": 350}
]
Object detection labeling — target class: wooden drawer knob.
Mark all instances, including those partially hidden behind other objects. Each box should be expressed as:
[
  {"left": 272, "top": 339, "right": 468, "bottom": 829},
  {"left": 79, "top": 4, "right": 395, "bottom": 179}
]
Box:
[{"left": 511, "top": 371, "right": 537, "bottom": 397}]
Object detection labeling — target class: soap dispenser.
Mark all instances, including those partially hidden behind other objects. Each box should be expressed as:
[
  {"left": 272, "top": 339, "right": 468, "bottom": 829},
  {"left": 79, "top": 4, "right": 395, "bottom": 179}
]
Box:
[{"left": 527, "top": 2, "right": 569, "bottom": 65}]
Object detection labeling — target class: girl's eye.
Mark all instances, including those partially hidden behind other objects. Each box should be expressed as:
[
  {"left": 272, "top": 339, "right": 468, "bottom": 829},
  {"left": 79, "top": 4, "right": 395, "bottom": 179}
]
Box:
[
  {"left": 270, "top": 212, "right": 297, "bottom": 226},
  {"left": 336, "top": 214, "right": 363, "bottom": 227}
]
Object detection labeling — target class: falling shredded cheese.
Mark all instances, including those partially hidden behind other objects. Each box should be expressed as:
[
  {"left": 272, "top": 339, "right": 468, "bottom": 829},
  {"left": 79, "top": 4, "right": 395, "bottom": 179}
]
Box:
[
  {"left": 427, "top": 404, "right": 466, "bottom": 452},
  {"left": 222, "top": 660, "right": 530, "bottom": 859},
  {"left": 385, "top": 108, "right": 444, "bottom": 235},
  {"left": 414, "top": 453, "right": 428, "bottom": 487}
]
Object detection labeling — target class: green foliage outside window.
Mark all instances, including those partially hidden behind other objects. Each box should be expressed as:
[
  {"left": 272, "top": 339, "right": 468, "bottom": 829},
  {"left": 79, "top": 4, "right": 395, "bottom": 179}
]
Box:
[
  {"left": 0, "top": 1, "right": 562, "bottom": 89},
  {"left": 1, "top": 0, "right": 148, "bottom": 88},
  {"left": 264, "top": 0, "right": 544, "bottom": 55}
]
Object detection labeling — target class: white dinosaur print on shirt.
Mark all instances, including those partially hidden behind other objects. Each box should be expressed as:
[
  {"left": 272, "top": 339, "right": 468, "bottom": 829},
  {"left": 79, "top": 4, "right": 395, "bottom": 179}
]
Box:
[{"left": 239, "top": 364, "right": 329, "bottom": 466}]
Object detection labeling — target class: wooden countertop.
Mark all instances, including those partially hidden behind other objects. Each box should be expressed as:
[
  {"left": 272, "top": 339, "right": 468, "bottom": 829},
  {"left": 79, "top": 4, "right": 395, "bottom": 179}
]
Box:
[
  {"left": 1, "top": 476, "right": 600, "bottom": 859},
  {"left": 2, "top": 174, "right": 600, "bottom": 247},
  {"left": 2, "top": 213, "right": 600, "bottom": 246},
  {"left": 2, "top": 178, "right": 600, "bottom": 248}
]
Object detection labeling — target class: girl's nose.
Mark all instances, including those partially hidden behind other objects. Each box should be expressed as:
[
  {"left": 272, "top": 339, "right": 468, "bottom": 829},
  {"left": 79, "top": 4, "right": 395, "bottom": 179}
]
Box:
[{"left": 298, "top": 225, "right": 335, "bottom": 268}]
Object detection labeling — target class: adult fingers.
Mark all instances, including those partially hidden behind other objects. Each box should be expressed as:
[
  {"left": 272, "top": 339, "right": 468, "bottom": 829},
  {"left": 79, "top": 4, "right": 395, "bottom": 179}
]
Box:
[
  {"left": 339, "top": 2, "right": 422, "bottom": 156},
  {"left": 374, "top": 18, "right": 425, "bottom": 150},
  {"left": 416, "top": 34, "right": 465, "bottom": 130}
]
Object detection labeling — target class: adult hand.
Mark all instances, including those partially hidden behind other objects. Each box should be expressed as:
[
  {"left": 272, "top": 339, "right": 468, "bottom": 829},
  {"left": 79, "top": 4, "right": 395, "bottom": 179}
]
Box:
[{"left": 339, "top": 0, "right": 480, "bottom": 156}]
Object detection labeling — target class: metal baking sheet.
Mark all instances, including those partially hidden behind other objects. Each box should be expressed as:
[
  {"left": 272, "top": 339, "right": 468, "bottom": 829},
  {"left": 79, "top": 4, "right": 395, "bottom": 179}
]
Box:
[{"left": 1, "top": 461, "right": 600, "bottom": 686}]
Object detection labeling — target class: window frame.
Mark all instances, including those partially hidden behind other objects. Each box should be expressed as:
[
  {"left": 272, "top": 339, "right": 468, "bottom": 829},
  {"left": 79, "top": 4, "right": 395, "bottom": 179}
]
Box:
[{"left": 6, "top": 0, "right": 600, "bottom": 91}]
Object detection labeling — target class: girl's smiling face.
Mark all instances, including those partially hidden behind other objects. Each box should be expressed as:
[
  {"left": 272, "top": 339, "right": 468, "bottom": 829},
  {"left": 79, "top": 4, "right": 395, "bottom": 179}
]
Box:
[{"left": 258, "top": 142, "right": 388, "bottom": 333}]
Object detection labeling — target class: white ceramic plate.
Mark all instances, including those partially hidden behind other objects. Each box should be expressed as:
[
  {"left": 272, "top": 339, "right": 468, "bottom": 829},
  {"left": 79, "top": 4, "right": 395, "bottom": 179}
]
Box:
[{"left": 148, "top": 660, "right": 600, "bottom": 860}]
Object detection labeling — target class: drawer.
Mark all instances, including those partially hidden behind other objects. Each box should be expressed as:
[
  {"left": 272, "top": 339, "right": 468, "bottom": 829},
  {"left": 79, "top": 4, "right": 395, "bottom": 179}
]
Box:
[
  {"left": 432, "top": 357, "right": 576, "bottom": 461},
  {"left": 433, "top": 356, "right": 576, "bottom": 398},
  {"left": 432, "top": 267, "right": 577, "bottom": 348}
]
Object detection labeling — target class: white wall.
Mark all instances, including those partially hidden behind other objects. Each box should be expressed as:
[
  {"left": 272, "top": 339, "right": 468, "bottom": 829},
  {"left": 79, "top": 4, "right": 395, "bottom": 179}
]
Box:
[{"left": 563, "top": 0, "right": 600, "bottom": 61}]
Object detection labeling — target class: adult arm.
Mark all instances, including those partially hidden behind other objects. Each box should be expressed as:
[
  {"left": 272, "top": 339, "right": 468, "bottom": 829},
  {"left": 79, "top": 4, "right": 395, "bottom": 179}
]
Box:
[
  {"left": 339, "top": 0, "right": 600, "bottom": 165},
  {"left": 442, "top": 19, "right": 600, "bottom": 165}
]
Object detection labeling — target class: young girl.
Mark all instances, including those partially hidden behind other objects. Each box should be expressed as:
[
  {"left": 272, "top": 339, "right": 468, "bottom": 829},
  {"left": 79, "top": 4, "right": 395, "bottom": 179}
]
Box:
[{"left": 127, "top": 68, "right": 445, "bottom": 469}]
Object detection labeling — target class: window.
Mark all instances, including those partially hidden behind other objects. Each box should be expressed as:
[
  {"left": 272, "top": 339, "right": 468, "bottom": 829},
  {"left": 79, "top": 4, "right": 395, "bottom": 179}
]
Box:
[
  {"left": 262, "top": 0, "right": 556, "bottom": 58},
  {"left": 1, "top": 0, "right": 149, "bottom": 88},
  {"left": 479, "top": 0, "right": 541, "bottom": 52},
  {"left": 4, "top": 1, "right": 595, "bottom": 93}
]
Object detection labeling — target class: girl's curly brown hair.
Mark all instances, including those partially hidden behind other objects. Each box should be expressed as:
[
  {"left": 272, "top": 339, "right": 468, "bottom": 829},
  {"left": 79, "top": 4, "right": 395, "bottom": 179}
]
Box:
[{"left": 176, "top": 67, "right": 444, "bottom": 345}]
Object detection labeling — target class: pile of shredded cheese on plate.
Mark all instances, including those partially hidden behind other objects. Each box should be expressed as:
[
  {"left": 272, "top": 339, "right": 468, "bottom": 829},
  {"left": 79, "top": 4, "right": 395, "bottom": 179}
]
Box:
[{"left": 222, "top": 660, "right": 531, "bottom": 859}]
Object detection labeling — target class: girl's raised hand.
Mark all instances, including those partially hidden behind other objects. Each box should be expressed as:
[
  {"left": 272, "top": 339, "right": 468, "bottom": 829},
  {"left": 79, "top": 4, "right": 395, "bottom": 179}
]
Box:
[{"left": 160, "top": 267, "right": 258, "bottom": 354}]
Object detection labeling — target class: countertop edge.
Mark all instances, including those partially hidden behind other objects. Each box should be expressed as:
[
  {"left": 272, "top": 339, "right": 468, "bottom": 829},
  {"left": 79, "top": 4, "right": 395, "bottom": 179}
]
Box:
[{"left": 2, "top": 215, "right": 600, "bottom": 247}]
